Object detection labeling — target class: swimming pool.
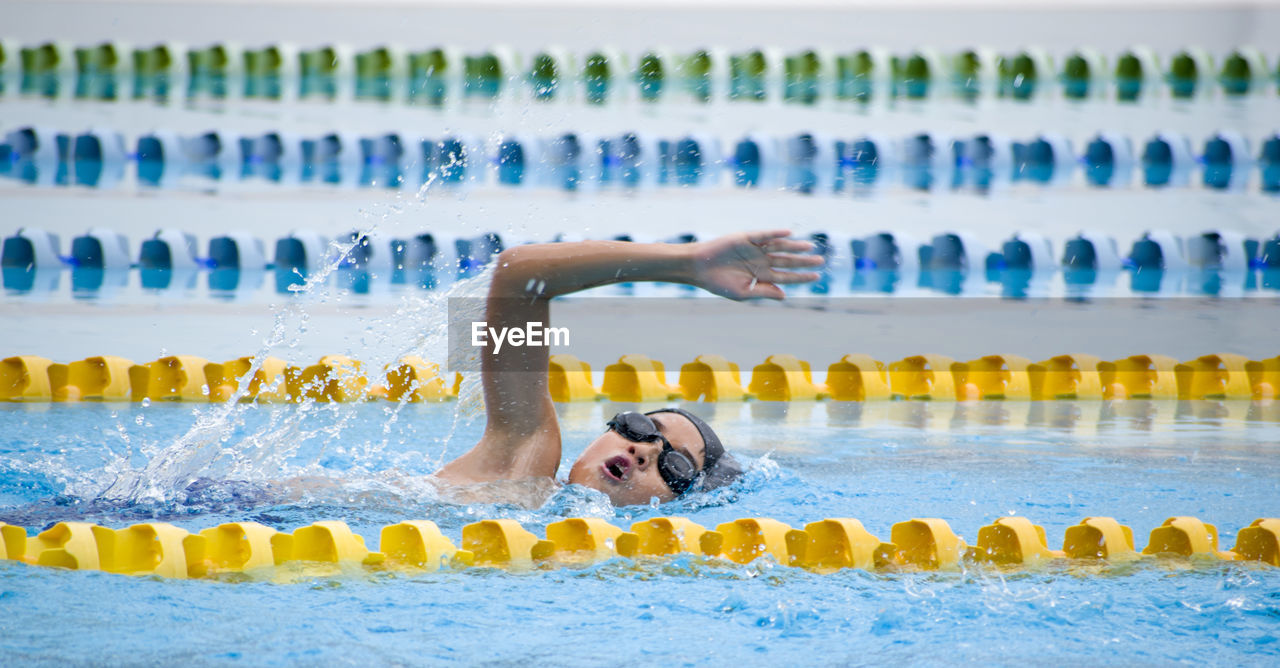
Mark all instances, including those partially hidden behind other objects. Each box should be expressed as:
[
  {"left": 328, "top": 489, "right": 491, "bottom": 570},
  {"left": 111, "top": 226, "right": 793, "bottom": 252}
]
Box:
[
  {"left": 4, "top": 0, "right": 1280, "bottom": 664},
  {"left": 2, "top": 398, "right": 1279, "bottom": 664}
]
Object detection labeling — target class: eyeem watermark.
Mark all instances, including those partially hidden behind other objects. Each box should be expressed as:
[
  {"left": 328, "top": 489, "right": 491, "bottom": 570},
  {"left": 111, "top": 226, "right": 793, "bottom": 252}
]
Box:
[{"left": 471, "top": 321, "right": 570, "bottom": 354}]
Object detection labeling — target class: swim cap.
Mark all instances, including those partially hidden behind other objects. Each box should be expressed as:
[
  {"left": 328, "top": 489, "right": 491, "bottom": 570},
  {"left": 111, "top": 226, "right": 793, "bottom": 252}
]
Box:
[{"left": 644, "top": 407, "right": 742, "bottom": 493}]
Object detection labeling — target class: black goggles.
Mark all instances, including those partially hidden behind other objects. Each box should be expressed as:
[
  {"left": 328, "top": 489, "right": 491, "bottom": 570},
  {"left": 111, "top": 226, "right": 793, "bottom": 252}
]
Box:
[{"left": 605, "top": 411, "right": 701, "bottom": 495}]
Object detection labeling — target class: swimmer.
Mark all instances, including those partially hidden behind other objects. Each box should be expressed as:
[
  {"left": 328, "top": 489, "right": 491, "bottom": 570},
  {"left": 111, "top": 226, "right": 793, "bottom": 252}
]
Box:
[{"left": 436, "top": 230, "right": 824, "bottom": 505}]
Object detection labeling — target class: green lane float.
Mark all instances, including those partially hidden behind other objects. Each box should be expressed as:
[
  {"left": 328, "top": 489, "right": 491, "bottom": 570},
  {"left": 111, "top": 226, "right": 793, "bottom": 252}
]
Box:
[
  {"left": 20, "top": 41, "right": 70, "bottom": 99},
  {"left": 186, "top": 42, "right": 237, "bottom": 100},
  {"left": 298, "top": 44, "right": 348, "bottom": 102},
  {"left": 354, "top": 45, "right": 402, "bottom": 102},
  {"left": 130, "top": 42, "right": 183, "bottom": 101},
  {"left": 582, "top": 50, "right": 621, "bottom": 105},
  {"left": 6, "top": 40, "right": 1277, "bottom": 104},
  {"left": 678, "top": 49, "right": 717, "bottom": 104},
  {"left": 73, "top": 41, "right": 125, "bottom": 101},
  {"left": 242, "top": 43, "right": 296, "bottom": 101},
  {"left": 1218, "top": 47, "right": 1268, "bottom": 97},
  {"left": 3, "top": 515, "right": 1277, "bottom": 580},
  {"left": 1167, "top": 47, "right": 1212, "bottom": 99},
  {"left": 729, "top": 48, "right": 777, "bottom": 102},
  {"left": 6, "top": 352, "right": 1280, "bottom": 404},
  {"left": 407, "top": 47, "right": 454, "bottom": 107},
  {"left": 633, "top": 51, "right": 665, "bottom": 102},
  {"left": 527, "top": 50, "right": 563, "bottom": 102}
]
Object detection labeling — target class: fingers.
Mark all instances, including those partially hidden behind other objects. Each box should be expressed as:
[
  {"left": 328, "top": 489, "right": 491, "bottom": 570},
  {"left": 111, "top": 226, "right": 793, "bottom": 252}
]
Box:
[
  {"left": 766, "top": 270, "right": 822, "bottom": 285},
  {"left": 746, "top": 230, "right": 793, "bottom": 246},
  {"left": 742, "top": 281, "right": 786, "bottom": 300},
  {"left": 767, "top": 252, "right": 826, "bottom": 269},
  {"left": 760, "top": 238, "right": 814, "bottom": 254}
]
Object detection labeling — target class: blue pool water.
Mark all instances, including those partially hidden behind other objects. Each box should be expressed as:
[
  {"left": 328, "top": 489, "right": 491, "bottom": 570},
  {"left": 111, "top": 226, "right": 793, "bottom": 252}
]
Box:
[
  {"left": 2, "top": 400, "right": 1278, "bottom": 664},
  {"left": 4, "top": 3, "right": 1280, "bottom": 663}
]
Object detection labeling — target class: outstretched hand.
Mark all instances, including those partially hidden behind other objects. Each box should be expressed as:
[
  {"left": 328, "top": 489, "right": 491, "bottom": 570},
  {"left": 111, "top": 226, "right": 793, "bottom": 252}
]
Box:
[{"left": 691, "top": 230, "right": 825, "bottom": 300}]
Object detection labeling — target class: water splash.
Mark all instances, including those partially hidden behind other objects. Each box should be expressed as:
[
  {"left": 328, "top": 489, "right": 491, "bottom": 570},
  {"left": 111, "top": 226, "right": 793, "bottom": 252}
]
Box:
[{"left": 94, "top": 177, "right": 498, "bottom": 506}]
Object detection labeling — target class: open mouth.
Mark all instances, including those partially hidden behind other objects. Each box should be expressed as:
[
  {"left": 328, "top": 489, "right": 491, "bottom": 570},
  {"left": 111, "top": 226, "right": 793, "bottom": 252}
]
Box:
[{"left": 603, "top": 455, "right": 631, "bottom": 482}]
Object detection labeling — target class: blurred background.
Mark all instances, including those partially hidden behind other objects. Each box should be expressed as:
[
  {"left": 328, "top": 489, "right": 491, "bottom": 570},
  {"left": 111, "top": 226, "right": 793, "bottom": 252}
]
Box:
[{"left": 2, "top": 0, "right": 1278, "bottom": 364}]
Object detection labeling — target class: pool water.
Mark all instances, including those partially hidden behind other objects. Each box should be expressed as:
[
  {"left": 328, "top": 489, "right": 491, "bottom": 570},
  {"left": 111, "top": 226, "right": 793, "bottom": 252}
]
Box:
[
  {"left": 2, "top": 399, "right": 1278, "bottom": 664},
  {"left": 4, "top": 2, "right": 1280, "bottom": 663}
]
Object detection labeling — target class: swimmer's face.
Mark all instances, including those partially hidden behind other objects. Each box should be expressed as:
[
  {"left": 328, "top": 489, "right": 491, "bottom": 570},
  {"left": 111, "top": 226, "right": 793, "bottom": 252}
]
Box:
[{"left": 567, "top": 412, "right": 707, "bottom": 506}]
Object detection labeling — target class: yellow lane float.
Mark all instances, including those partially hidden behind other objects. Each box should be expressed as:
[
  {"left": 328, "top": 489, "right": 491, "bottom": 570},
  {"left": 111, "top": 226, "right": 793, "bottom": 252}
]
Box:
[
  {"left": 2, "top": 515, "right": 1277, "bottom": 581},
  {"left": 4, "top": 351, "right": 1279, "bottom": 403}
]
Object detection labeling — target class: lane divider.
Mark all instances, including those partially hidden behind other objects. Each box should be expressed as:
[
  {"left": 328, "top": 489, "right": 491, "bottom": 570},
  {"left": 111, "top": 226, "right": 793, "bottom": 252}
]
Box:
[
  {"left": 4, "top": 126, "right": 1278, "bottom": 195},
  {"left": 2, "top": 515, "right": 1276, "bottom": 580},
  {"left": 7, "top": 40, "right": 1277, "bottom": 105},
  {"left": 2, "top": 352, "right": 1278, "bottom": 403}
]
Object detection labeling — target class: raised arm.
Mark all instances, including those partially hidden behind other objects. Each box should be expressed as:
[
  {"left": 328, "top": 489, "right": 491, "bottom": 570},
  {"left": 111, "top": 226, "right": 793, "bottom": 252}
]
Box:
[{"left": 435, "top": 230, "right": 822, "bottom": 484}]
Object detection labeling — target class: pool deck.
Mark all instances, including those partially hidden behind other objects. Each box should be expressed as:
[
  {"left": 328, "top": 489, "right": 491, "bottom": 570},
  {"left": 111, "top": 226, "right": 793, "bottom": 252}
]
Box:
[{"left": 4, "top": 293, "right": 1276, "bottom": 367}]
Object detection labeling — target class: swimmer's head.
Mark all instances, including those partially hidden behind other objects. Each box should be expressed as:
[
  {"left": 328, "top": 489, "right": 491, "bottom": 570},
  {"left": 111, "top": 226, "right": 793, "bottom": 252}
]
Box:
[{"left": 567, "top": 407, "right": 742, "bottom": 506}]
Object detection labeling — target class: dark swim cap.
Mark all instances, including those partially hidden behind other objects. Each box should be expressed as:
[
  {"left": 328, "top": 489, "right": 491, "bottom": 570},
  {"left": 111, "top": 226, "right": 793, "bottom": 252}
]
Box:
[{"left": 644, "top": 407, "right": 743, "bottom": 493}]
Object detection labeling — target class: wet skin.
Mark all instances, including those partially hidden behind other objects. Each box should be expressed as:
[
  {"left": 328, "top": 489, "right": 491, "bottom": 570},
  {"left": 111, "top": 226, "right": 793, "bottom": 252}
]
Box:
[
  {"left": 434, "top": 231, "right": 822, "bottom": 505},
  {"left": 568, "top": 412, "right": 707, "bottom": 506}
]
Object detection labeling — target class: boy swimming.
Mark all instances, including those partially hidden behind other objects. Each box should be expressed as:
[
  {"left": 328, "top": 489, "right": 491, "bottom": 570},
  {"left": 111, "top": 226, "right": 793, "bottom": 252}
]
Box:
[{"left": 436, "top": 230, "right": 824, "bottom": 505}]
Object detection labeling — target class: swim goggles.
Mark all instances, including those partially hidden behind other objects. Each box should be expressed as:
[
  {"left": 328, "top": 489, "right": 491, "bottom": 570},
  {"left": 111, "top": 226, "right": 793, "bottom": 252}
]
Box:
[{"left": 605, "top": 411, "right": 700, "bottom": 494}]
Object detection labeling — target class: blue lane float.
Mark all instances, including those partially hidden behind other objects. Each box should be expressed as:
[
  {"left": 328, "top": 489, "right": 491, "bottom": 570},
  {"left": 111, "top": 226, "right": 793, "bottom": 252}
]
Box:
[
  {"left": 6, "top": 125, "right": 1280, "bottom": 194},
  {"left": 359, "top": 133, "right": 405, "bottom": 188},
  {"left": 996, "top": 231, "right": 1056, "bottom": 297},
  {"left": 1062, "top": 230, "right": 1126, "bottom": 295},
  {"left": 1126, "top": 230, "right": 1192, "bottom": 293},
  {"left": 246, "top": 131, "right": 303, "bottom": 183},
  {"left": 960, "top": 134, "right": 1015, "bottom": 191},
  {"left": 1262, "top": 134, "right": 1280, "bottom": 193},
  {"left": 300, "top": 132, "right": 363, "bottom": 185},
  {"left": 71, "top": 128, "right": 127, "bottom": 188},
  {"left": 785, "top": 132, "right": 834, "bottom": 194},
  {"left": 207, "top": 231, "right": 268, "bottom": 294},
  {"left": 135, "top": 130, "right": 185, "bottom": 187},
  {"left": 138, "top": 228, "right": 200, "bottom": 290},
  {"left": 5, "top": 226, "right": 1279, "bottom": 299},
  {"left": 491, "top": 133, "right": 532, "bottom": 187},
  {"left": 454, "top": 233, "right": 504, "bottom": 278},
  {"left": 1084, "top": 132, "right": 1136, "bottom": 187},
  {"left": 1141, "top": 132, "right": 1196, "bottom": 187},
  {"left": 1, "top": 227, "right": 63, "bottom": 292},
  {"left": 69, "top": 227, "right": 130, "bottom": 294},
  {"left": 391, "top": 234, "right": 439, "bottom": 288},
  {"left": 1202, "top": 132, "right": 1251, "bottom": 190},
  {"left": 1017, "top": 133, "right": 1074, "bottom": 185},
  {"left": 3, "top": 126, "right": 61, "bottom": 185}
]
